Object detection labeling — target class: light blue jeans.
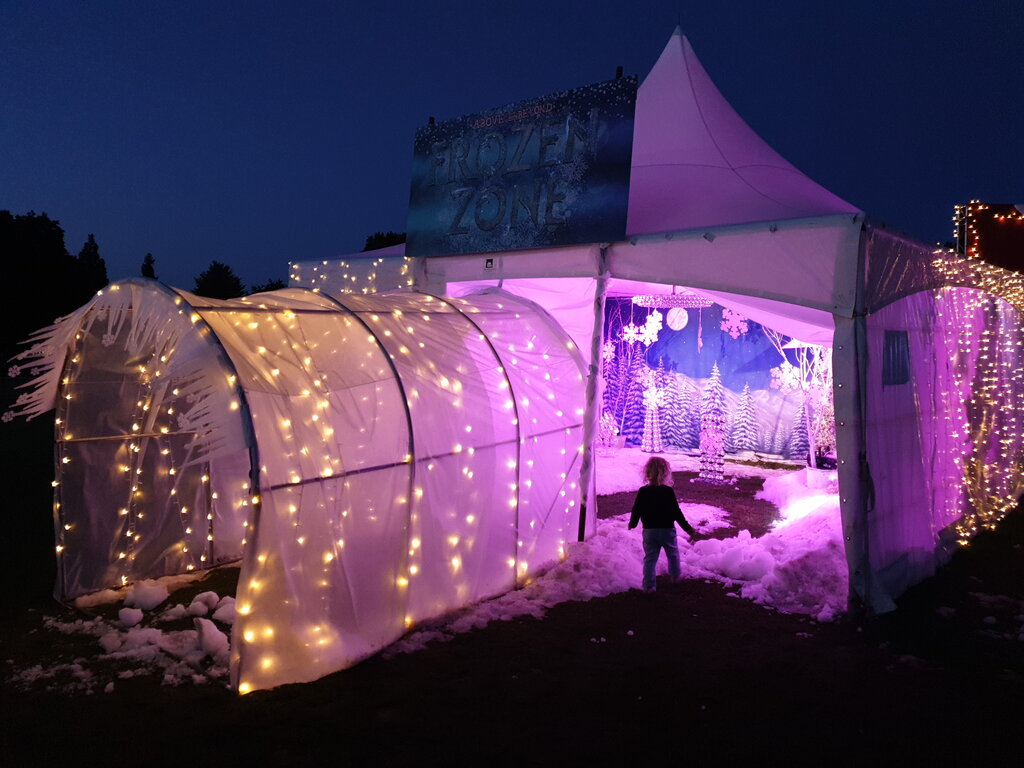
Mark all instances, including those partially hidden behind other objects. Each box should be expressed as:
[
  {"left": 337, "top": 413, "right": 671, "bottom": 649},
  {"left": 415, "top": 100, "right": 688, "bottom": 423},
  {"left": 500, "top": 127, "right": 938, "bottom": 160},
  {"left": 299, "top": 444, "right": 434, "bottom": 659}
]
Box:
[{"left": 642, "top": 528, "right": 680, "bottom": 590}]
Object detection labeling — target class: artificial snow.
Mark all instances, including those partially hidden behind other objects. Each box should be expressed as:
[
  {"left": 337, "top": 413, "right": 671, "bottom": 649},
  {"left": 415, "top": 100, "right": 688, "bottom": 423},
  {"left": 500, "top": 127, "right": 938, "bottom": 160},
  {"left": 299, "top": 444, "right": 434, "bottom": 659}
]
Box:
[
  {"left": 124, "top": 580, "right": 169, "bottom": 611},
  {"left": 194, "top": 618, "right": 230, "bottom": 663},
  {"left": 390, "top": 452, "right": 846, "bottom": 654},
  {"left": 118, "top": 607, "right": 143, "bottom": 627},
  {"left": 211, "top": 596, "right": 236, "bottom": 624}
]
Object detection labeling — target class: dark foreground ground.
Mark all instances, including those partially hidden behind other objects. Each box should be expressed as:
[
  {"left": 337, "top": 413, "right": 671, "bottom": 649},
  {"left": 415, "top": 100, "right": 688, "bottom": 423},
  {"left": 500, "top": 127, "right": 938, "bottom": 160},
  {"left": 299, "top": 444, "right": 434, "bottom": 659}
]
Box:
[{"left": 2, "top": 465, "right": 1022, "bottom": 766}]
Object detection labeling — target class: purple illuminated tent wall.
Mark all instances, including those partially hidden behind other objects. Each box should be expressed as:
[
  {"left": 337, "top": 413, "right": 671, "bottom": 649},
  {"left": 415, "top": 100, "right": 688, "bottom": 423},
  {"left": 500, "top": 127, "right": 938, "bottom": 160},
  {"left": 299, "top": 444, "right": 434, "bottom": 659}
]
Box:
[{"left": 293, "top": 28, "right": 1024, "bottom": 617}]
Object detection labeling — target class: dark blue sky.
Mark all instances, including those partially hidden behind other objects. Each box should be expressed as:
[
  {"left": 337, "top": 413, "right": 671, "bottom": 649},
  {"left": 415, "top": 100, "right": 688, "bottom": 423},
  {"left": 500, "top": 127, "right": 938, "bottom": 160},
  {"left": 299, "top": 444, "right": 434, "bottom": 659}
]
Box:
[{"left": 3, "top": 1, "right": 1021, "bottom": 290}]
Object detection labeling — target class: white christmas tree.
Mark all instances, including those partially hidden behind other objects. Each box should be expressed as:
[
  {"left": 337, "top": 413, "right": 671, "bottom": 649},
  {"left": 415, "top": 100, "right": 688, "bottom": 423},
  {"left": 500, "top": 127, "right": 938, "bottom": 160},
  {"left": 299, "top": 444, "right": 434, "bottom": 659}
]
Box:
[
  {"left": 698, "top": 362, "right": 728, "bottom": 482},
  {"left": 729, "top": 382, "right": 758, "bottom": 454},
  {"left": 641, "top": 369, "right": 664, "bottom": 453}
]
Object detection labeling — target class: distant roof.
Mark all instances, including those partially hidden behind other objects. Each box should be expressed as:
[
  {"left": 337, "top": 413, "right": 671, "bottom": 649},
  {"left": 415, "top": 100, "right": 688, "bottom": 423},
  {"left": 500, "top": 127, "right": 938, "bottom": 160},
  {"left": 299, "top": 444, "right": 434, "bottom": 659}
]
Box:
[{"left": 626, "top": 27, "right": 860, "bottom": 235}]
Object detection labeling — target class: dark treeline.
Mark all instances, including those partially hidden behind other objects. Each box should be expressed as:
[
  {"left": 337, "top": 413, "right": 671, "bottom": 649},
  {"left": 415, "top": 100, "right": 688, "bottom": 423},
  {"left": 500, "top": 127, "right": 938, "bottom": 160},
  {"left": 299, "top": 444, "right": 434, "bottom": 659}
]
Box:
[
  {"left": 0, "top": 211, "right": 108, "bottom": 355},
  {"left": 0, "top": 210, "right": 294, "bottom": 352}
]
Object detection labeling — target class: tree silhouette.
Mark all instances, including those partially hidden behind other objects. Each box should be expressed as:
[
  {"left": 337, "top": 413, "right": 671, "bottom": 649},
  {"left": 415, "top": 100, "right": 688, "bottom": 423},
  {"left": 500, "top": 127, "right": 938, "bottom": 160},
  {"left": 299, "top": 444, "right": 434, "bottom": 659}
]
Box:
[
  {"left": 1, "top": 211, "right": 97, "bottom": 352},
  {"left": 362, "top": 231, "right": 406, "bottom": 251},
  {"left": 141, "top": 253, "right": 158, "bottom": 279},
  {"left": 193, "top": 261, "right": 245, "bottom": 299},
  {"left": 75, "top": 233, "right": 108, "bottom": 294},
  {"left": 249, "top": 278, "right": 287, "bottom": 294}
]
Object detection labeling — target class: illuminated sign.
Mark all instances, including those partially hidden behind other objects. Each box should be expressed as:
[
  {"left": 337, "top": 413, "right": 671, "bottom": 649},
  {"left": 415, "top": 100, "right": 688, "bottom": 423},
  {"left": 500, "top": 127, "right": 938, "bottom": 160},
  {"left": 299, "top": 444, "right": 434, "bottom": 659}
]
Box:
[{"left": 406, "top": 76, "right": 637, "bottom": 257}]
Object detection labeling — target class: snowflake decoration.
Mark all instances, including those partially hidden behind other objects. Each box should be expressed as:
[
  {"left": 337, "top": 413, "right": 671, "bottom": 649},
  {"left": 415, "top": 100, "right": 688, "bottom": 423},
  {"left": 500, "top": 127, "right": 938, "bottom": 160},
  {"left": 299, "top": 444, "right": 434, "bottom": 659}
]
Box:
[
  {"left": 643, "top": 385, "right": 664, "bottom": 409},
  {"left": 638, "top": 312, "right": 662, "bottom": 346},
  {"left": 720, "top": 308, "right": 749, "bottom": 339},
  {"left": 601, "top": 341, "right": 616, "bottom": 362},
  {"left": 30, "top": 367, "right": 43, "bottom": 377},
  {"left": 102, "top": 333, "right": 116, "bottom": 347},
  {"left": 8, "top": 365, "right": 20, "bottom": 378},
  {"left": 770, "top": 361, "right": 801, "bottom": 393},
  {"left": 1, "top": 411, "right": 13, "bottom": 423},
  {"left": 621, "top": 323, "right": 642, "bottom": 345}
]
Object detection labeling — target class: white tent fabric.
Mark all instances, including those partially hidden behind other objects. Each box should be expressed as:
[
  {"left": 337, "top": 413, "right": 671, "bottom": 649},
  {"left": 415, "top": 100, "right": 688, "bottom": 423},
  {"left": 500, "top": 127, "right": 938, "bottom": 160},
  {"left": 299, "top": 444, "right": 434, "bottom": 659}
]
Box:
[
  {"left": 626, "top": 27, "right": 860, "bottom": 235},
  {"left": 11, "top": 280, "right": 587, "bottom": 692}
]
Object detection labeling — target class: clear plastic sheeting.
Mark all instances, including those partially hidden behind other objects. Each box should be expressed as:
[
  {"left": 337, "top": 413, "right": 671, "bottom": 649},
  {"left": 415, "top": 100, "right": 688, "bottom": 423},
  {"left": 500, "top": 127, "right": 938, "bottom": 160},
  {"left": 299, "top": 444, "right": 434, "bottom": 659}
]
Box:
[
  {"left": 864, "top": 287, "right": 1024, "bottom": 599},
  {"left": 35, "top": 282, "right": 253, "bottom": 598},
  {"left": 230, "top": 289, "right": 586, "bottom": 691},
  {"left": 13, "top": 279, "right": 586, "bottom": 693}
]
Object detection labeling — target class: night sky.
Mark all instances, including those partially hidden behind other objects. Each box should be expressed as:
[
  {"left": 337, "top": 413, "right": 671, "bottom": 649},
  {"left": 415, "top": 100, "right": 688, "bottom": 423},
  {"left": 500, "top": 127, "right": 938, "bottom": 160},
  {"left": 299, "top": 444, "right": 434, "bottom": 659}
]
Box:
[{"left": 3, "top": 0, "right": 1021, "bottom": 290}]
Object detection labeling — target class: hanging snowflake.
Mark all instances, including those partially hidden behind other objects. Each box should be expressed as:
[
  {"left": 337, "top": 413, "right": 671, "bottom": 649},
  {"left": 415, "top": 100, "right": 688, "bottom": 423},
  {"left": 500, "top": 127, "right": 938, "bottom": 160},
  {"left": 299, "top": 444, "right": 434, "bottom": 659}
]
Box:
[
  {"left": 720, "top": 308, "right": 749, "bottom": 339},
  {"left": 601, "top": 340, "right": 616, "bottom": 362},
  {"left": 639, "top": 312, "right": 663, "bottom": 346},
  {"left": 621, "top": 323, "right": 642, "bottom": 345},
  {"left": 1, "top": 411, "right": 13, "bottom": 423},
  {"left": 8, "top": 365, "right": 20, "bottom": 378},
  {"left": 770, "top": 361, "right": 801, "bottom": 393},
  {"left": 102, "top": 332, "right": 116, "bottom": 347}
]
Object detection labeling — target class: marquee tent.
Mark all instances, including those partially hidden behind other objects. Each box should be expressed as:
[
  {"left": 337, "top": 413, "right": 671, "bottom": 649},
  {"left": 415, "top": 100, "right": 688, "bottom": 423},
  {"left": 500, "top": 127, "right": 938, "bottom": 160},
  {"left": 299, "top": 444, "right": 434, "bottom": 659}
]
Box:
[
  {"left": 292, "top": 29, "right": 1024, "bottom": 618},
  {"left": 11, "top": 281, "right": 586, "bottom": 692}
]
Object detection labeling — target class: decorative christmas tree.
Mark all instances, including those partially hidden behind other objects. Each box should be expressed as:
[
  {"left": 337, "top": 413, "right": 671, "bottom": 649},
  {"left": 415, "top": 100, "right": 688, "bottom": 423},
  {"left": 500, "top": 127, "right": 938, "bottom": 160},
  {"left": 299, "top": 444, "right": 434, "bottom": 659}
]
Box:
[
  {"left": 660, "top": 371, "right": 686, "bottom": 450},
  {"left": 641, "top": 369, "right": 664, "bottom": 453},
  {"left": 812, "top": 393, "right": 836, "bottom": 461},
  {"left": 697, "top": 362, "right": 728, "bottom": 482},
  {"left": 728, "top": 382, "right": 758, "bottom": 454},
  {"left": 598, "top": 410, "right": 620, "bottom": 448},
  {"left": 620, "top": 358, "right": 648, "bottom": 445},
  {"left": 787, "top": 398, "right": 811, "bottom": 464},
  {"left": 601, "top": 345, "right": 620, "bottom": 420}
]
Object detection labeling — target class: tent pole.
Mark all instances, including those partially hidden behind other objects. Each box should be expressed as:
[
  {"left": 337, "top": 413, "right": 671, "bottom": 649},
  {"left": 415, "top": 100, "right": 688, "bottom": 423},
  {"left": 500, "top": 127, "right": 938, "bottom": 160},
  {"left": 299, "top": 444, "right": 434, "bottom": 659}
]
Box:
[{"left": 578, "top": 245, "right": 609, "bottom": 541}]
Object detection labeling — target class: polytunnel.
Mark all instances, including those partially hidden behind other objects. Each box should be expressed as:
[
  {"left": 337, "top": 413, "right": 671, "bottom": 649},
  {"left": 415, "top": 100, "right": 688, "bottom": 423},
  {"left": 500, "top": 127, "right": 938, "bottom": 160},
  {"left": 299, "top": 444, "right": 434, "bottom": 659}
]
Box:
[{"left": 17, "top": 278, "right": 588, "bottom": 692}]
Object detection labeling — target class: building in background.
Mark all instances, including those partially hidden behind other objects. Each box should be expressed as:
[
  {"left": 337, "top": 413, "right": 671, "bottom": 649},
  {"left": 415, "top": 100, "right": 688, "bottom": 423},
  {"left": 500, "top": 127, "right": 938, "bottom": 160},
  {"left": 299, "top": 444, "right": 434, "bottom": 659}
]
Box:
[{"left": 954, "top": 201, "right": 1024, "bottom": 272}]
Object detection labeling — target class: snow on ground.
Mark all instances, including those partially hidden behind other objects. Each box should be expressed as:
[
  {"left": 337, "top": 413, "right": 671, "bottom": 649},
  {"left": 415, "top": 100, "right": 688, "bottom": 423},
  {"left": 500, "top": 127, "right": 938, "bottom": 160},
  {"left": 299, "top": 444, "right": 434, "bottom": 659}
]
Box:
[
  {"left": 9, "top": 586, "right": 236, "bottom": 693},
  {"left": 390, "top": 450, "right": 847, "bottom": 655},
  {"left": 594, "top": 445, "right": 799, "bottom": 495},
  {"left": 11, "top": 448, "right": 850, "bottom": 693}
]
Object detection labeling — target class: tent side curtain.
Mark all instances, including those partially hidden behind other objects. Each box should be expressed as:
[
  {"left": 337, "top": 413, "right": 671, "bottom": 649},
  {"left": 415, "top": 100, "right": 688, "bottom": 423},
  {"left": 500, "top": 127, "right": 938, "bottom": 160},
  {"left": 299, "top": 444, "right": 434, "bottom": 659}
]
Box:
[{"left": 863, "top": 286, "right": 1024, "bottom": 602}]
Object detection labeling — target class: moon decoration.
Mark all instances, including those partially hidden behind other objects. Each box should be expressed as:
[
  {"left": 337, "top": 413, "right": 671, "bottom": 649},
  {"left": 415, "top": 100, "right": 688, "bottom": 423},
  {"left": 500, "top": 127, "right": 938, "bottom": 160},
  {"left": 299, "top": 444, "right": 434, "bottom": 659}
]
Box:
[{"left": 666, "top": 307, "right": 689, "bottom": 331}]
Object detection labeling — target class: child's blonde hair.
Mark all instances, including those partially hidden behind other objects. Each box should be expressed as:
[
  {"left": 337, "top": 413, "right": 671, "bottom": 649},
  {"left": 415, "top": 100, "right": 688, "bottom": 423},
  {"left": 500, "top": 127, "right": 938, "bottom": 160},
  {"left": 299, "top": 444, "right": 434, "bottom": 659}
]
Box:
[{"left": 643, "top": 456, "right": 673, "bottom": 486}]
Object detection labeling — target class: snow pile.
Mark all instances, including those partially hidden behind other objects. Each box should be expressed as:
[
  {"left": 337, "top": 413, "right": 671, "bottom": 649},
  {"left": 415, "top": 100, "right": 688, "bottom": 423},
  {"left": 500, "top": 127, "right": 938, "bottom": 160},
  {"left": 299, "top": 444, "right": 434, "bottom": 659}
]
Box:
[
  {"left": 124, "top": 579, "right": 170, "bottom": 610},
  {"left": 9, "top": 588, "right": 238, "bottom": 693},
  {"left": 684, "top": 503, "right": 734, "bottom": 535}
]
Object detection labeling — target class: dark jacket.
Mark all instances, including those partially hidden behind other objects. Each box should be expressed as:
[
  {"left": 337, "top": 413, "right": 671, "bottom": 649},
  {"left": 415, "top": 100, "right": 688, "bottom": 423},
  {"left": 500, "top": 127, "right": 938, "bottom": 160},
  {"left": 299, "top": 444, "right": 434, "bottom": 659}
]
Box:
[{"left": 628, "top": 484, "right": 696, "bottom": 534}]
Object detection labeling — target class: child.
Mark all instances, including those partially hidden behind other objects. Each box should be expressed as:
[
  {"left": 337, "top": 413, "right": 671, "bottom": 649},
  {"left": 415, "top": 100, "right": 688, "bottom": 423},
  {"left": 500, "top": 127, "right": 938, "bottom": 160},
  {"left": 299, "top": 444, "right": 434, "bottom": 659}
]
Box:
[{"left": 628, "top": 456, "right": 698, "bottom": 591}]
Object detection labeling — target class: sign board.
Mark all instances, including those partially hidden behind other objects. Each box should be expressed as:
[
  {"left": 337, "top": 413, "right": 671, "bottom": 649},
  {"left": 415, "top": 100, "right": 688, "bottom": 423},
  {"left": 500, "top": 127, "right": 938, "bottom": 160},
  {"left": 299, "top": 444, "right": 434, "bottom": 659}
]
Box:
[{"left": 406, "top": 77, "right": 637, "bottom": 257}]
